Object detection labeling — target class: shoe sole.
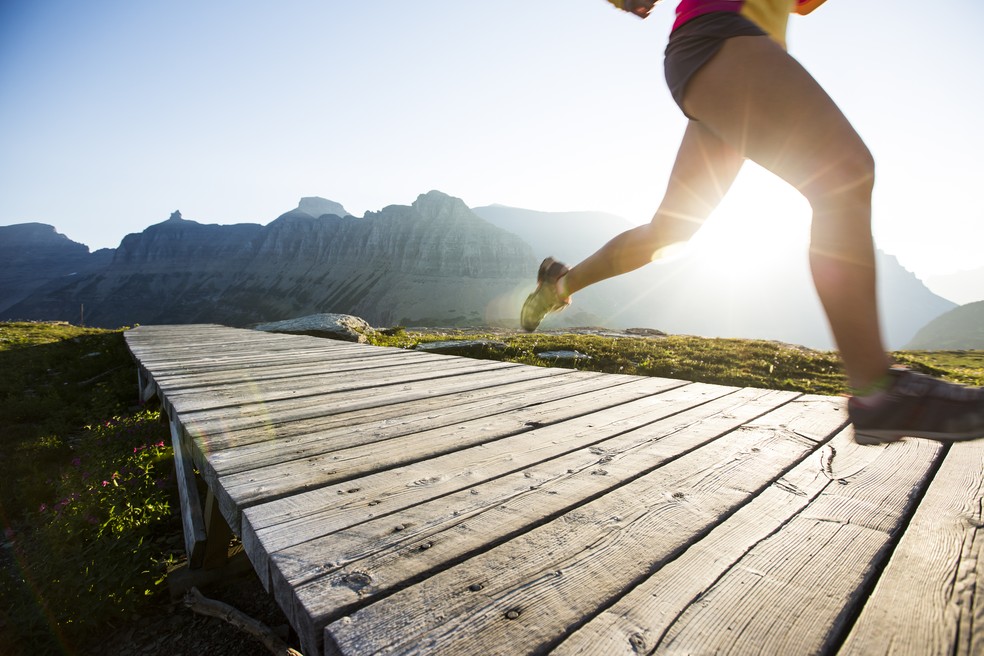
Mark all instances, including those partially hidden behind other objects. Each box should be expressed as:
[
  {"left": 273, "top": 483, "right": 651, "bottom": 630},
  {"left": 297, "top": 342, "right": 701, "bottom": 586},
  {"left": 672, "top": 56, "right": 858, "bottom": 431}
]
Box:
[{"left": 854, "top": 428, "right": 984, "bottom": 445}]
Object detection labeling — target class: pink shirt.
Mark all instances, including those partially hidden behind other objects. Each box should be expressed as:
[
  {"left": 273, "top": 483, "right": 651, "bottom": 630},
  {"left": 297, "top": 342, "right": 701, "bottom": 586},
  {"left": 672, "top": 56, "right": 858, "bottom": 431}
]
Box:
[{"left": 672, "top": 0, "right": 818, "bottom": 46}]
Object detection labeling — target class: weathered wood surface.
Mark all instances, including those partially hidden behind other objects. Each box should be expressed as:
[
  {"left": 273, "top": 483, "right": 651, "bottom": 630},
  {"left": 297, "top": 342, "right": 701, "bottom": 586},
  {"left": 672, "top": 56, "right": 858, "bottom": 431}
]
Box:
[{"left": 125, "top": 324, "right": 983, "bottom": 656}]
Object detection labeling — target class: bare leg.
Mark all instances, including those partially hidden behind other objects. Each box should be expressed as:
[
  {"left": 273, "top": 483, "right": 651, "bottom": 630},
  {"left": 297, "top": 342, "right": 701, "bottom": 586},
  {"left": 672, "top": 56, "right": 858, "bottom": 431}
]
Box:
[
  {"left": 683, "top": 35, "right": 891, "bottom": 390},
  {"left": 563, "top": 120, "right": 744, "bottom": 295}
]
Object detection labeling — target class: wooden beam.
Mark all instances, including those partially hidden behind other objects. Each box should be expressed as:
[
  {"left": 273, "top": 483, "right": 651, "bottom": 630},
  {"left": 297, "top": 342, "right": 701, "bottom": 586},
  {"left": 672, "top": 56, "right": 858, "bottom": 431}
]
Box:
[
  {"left": 169, "top": 413, "right": 208, "bottom": 568},
  {"left": 137, "top": 366, "right": 157, "bottom": 404},
  {"left": 203, "top": 488, "right": 234, "bottom": 570}
]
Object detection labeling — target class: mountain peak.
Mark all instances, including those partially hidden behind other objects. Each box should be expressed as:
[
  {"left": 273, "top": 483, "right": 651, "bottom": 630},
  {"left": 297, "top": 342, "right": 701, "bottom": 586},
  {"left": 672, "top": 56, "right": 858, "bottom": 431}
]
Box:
[
  {"left": 411, "top": 190, "right": 471, "bottom": 218},
  {"left": 296, "top": 197, "right": 350, "bottom": 219},
  {"left": 168, "top": 211, "right": 183, "bottom": 222}
]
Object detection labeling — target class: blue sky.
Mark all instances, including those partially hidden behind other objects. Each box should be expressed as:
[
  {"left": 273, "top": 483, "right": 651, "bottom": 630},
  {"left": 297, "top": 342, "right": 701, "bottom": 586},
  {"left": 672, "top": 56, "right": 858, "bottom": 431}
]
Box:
[{"left": 1, "top": 0, "right": 982, "bottom": 284}]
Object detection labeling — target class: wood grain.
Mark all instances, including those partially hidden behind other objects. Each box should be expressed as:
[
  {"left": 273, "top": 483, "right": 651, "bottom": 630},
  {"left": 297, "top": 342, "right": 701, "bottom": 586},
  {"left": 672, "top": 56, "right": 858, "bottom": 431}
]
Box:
[{"left": 125, "top": 326, "right": 983, "bottom": 656}]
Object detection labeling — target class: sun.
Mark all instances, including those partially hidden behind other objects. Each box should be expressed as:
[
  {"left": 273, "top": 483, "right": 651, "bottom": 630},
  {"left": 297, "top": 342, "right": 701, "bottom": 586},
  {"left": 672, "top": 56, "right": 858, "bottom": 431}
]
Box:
[{"left": 685, "top": 163, "right": 812, "bottom": 271}]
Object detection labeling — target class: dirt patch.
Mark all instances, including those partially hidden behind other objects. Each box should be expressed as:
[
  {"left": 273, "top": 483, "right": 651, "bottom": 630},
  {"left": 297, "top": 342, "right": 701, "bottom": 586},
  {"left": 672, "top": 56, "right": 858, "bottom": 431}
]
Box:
[{"left": 98, "top": 546, "right": 299, "bottom": 656}]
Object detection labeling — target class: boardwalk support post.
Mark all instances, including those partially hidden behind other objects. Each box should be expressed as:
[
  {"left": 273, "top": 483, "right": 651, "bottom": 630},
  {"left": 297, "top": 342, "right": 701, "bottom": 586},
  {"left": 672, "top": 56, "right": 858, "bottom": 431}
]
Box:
[
  {"left": 137, "top": 366, "right": 157, "bottom": 404},
  {"left": 168, "top": 412, "right": 208, "bottom": 568},
  {"left": 203, "top": 488, "right": 233, "bottom": 570}
]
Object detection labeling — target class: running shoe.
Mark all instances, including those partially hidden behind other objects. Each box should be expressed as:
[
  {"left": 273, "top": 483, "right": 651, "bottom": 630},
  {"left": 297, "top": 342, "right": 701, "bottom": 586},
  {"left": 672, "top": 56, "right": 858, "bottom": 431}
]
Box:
[
  {"left": 849, "top": 367, "right": 984, "bottom": 444},
  {"left": 520, "top": 257, "right": 571, "bottom": 332}
]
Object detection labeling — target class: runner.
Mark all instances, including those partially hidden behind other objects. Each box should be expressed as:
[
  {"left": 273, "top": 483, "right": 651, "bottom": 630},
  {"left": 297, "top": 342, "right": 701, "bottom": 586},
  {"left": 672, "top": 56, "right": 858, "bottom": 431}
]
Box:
[{"left": 520, "top": 0, "right": 984, "bottom": 444}]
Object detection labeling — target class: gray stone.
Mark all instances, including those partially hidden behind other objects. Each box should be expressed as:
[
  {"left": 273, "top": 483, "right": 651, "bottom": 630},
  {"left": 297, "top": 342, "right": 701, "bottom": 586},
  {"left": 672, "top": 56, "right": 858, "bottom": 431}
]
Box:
[
  {"left": 537, "top": 350, "right": 592, "bottom": 362},
  {"left": 254, "top": 313, "right": 375, "bottom": 343},
  {"left": 415, "top": 339, "right": 507, "bottom": 354}
]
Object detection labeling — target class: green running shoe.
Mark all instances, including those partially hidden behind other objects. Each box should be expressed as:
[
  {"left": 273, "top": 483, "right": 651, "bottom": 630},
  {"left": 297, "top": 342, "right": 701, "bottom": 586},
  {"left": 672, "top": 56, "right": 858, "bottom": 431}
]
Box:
[{"left": 520, "top": 257, "right": 571, "bottom": 332}]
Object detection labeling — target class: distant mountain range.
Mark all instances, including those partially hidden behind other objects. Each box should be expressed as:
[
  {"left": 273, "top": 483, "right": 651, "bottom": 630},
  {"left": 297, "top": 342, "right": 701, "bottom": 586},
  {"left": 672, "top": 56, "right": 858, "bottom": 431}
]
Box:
[
  {"left": 0, "top": 191, "right": 971, "bottom": 349},
  {"left": 1, "top": 192, "right": 535, "bottom": 329},
  {"left": 473, "top": 205, "right": 958, "bottom": 350}
]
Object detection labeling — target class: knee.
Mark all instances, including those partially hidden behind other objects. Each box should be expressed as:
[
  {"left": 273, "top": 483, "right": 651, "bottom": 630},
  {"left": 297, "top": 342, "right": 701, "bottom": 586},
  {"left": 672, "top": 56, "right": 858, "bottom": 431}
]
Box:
[
  {"left": 806, "top": 150, "right": 877, "bottom": 264},
  {"left": 802, "top": 140, "right": 875, "bottom": 215},
  {"left": 649, "top": 210, "right": 703, "bottom": 245}
]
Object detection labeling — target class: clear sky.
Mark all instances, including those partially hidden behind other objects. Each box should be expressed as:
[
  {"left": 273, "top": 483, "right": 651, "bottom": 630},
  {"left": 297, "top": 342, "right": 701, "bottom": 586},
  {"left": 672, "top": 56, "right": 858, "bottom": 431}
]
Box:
[{"left": 1, "top": 0, "right": 982, "bottom": 282}]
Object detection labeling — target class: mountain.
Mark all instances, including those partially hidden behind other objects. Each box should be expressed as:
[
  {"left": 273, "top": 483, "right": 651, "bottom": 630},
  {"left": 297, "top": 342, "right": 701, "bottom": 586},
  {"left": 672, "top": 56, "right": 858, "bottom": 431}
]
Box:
[
  {"left": 2, "top": 193, "right": 536, "bottom": 328},
  {"left": 0, "top": 223, "right": 114, "bottom": 317},
  {"left": 472, "top": 205, "right": 634, "bottom": 264},
  {"left": 904, "top": 301, "right": 984, "bottom": 350},
  {"left": 474, "top": 205, "right": 957, "bottom": 350},
  {"left": 924, "top": 267, "right": 984, "bottom": 306},
  {"left": 277, "top": 197, "right": 353, "bottom": 221},
  {"left": 3, "top": 195, "right": 961, "bottom": 348}
]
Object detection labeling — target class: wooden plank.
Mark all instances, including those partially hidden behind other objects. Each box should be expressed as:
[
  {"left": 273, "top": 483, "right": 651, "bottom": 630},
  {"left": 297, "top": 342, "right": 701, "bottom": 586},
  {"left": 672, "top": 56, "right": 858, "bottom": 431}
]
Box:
[
  {"left": 215, "top": 375, "right": 696, "bottom": 524},
  {"left": 244, "top": 381, "right": 741, "bottom": 590},
  {"left": 551, "top": 427, "right": 928, "bottom": 655},
  {"left": 164, "top": 357, "right": 521, "bottom": 415},
  {"left": 126, "top": 327, "right": 395, "bottom": 378},
  {"left": 207, "top": 370, "right": 637, "bottom": 477},
  {"left": 321, "top": 395, "right": 847, "bottom": 656},
  {"left": 143, "top": 350, "right": 426, "bottom": 388},
  {"left": 127, "top": 325, "right": 323, "bottom": 357},
  {"left": 131, "top": 341, "right": 430, "bottom": 377},
  {"left": 837, "top": 439, "right": 984, "bottom": 656},
  {"left": 180, "top": 365, "right": 577, "bottom": 454},
  {"left": 127, "top": 336, "right": 366, "bottom": 363},
  {"left": 651, "top": 437, "right": 944, "bottom": 655},
  {"left": 155, "top": 354, "right": 489, "bottom": 411},
  {"left": 151, "top": 349, "right": 499, "bottom": 394},
  {"left": 273, "top": 388, "right": 798, "bottom": 654}
]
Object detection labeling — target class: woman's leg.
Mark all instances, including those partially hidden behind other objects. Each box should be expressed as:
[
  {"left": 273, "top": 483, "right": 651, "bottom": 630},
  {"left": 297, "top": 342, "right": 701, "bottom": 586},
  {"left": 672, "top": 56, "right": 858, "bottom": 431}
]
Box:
[
  {"left": 683, "top": 35, "right": 891, "bottom": 391},
  {"left": 562, "top": 120, "right": 744, "bottom": 296}
]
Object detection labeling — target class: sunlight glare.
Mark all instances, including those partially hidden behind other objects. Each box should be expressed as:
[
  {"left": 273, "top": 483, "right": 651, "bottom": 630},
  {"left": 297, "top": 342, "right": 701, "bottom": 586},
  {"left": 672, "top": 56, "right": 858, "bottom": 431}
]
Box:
[{"left": 686, "top": 164, "right": 812, "bottom": 273}]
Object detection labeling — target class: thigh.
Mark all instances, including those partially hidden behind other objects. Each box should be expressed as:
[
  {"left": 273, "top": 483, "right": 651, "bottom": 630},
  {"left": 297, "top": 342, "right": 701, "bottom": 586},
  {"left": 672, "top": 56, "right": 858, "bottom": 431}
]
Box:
[
  {"left": 683, "top": 35, "right": 872, "bottom": 202},
  {"left": 656, "top": 119, "right": 744, "bottom": 224}
]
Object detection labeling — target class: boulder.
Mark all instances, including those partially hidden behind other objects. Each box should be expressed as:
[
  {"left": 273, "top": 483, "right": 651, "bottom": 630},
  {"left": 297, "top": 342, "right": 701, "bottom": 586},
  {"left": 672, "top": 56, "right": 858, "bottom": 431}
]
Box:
[{"left": 254, "top": 313, "right": 376, "bottom": 343}]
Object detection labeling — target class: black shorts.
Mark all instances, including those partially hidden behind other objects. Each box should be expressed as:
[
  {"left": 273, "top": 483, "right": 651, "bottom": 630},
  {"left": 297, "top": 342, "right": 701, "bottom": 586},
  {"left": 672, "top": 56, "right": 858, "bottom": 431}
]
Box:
[{"left": 664, "top": 12, "right": 767, "bottom": 119}]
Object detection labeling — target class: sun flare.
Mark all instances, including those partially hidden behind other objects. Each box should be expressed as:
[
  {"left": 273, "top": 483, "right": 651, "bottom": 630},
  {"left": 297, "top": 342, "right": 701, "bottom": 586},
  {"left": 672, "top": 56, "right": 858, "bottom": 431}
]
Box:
[{"left": 684, "top": 164, "right": 812, "bottom": 273}]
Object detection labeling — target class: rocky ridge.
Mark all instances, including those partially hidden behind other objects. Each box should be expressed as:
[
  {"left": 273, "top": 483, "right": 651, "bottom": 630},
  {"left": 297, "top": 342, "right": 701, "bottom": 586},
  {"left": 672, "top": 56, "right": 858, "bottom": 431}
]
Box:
[{"left": 1, "top": 193, "right": 536, "bottom": 329}]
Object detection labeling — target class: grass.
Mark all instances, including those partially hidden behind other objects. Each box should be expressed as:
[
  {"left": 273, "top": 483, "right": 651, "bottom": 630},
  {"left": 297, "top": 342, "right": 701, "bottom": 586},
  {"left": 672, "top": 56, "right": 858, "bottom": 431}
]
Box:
[
  {"left": 368, "top": 328, "right": 984, "bottom": 394},
  {"left": 0, "top": 322, "right": 176, "bottom": 656},
  {"left": 1, "top": 320, "right": 981, "bottom": 655}
]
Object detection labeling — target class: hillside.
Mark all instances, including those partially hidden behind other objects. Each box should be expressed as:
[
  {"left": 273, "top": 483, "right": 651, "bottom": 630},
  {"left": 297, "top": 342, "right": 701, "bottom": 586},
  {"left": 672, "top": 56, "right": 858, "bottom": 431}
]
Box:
[
  {"left": 905, "top": 301, "right": 984, "bottom": 350},
  {"left": 2, "top": 193, "right": 536, "bottom": 329},
  {"left": 0, "top": 223, "right": 113, "bottom": 315}
]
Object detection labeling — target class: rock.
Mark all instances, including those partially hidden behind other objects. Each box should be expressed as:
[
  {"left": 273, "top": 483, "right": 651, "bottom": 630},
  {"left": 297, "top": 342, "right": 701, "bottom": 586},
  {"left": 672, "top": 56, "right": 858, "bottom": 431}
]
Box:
[
  {"left": 625, "top": 327, "right": 667, "bottom": 337},
  {"left": 415, "top": 339, "right": 507, "bottom": 354},
  {"left": 537, "top": 350, "right": 592, "bottom": 362},
  {"left": 254, "top": 313, "right": 376, "bottom": 343}
]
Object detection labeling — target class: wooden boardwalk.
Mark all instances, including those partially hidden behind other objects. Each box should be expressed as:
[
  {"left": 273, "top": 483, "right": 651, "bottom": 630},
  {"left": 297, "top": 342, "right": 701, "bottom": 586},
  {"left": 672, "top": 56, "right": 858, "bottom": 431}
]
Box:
[{"left": 125, "top": 324, "right": 984, "bottom": 656}]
